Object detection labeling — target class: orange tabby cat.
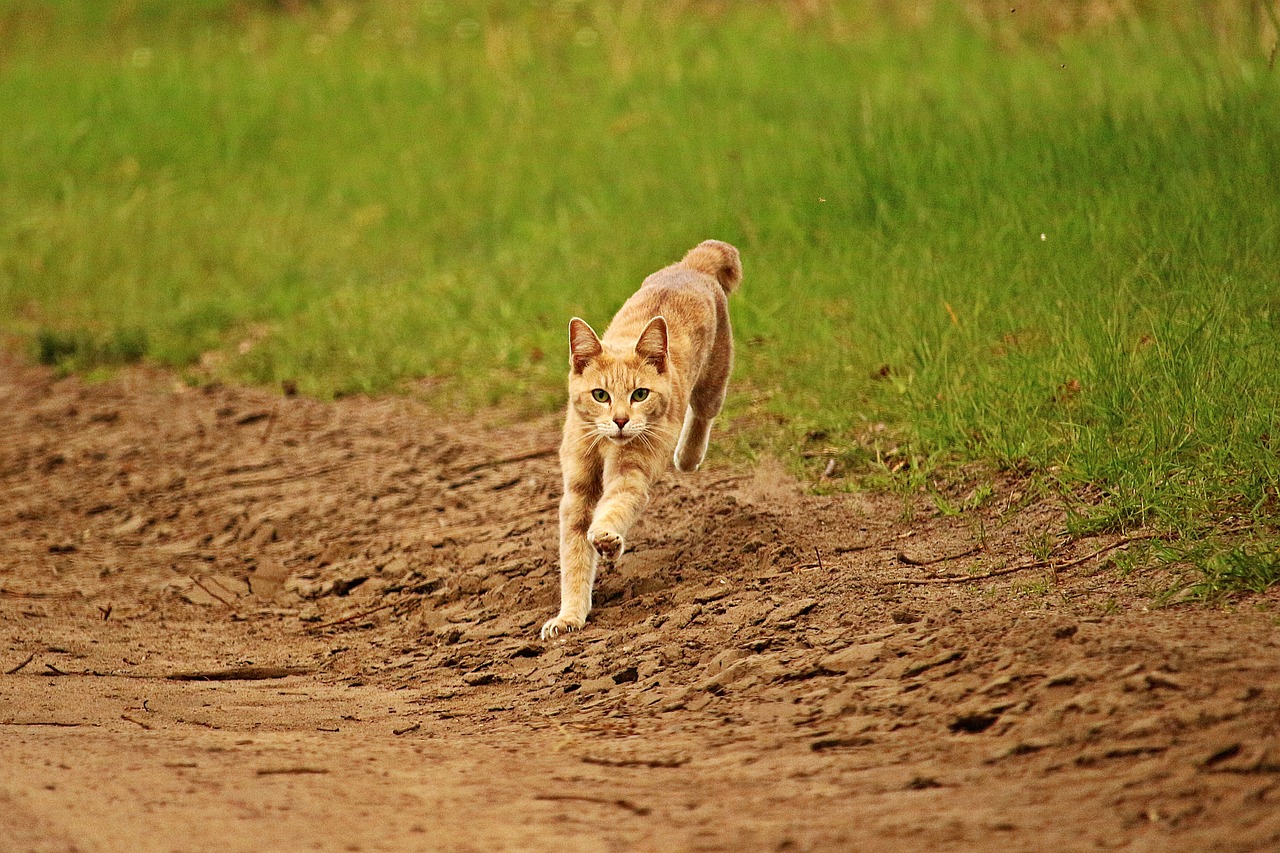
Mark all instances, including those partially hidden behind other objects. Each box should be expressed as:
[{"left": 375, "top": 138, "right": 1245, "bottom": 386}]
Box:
[{"left": 541, "top": 240, "right": 742, "bottom": 639}]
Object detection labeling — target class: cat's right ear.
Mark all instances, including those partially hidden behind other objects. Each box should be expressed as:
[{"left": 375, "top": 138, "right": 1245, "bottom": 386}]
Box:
[{"left": 568, "top": 318, "right": 602, "bottom": 374}]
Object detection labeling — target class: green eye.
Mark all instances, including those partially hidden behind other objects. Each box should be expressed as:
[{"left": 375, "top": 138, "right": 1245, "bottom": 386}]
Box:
[
  {"left": 631, "top": 388, "right": 650, "bottom": 402},
  {"left": 591, "top": 389, "right": 610, "bottom": 404}
]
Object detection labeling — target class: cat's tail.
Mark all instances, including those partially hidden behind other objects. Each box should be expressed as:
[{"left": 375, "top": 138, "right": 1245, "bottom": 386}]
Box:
[{"left": 681, "top": 240, "right": 742, "bottom": 294}]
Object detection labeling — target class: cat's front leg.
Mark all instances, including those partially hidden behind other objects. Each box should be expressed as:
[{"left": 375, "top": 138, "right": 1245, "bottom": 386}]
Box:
[
  {"left": 541, "top": 487, "right": 598, "bottom": 639},
  {"left": 588, "top": 528, "right": 623, "bottom": 563},
  {"left": 586, "top": 461, "right": 652, "bottom": 566}
]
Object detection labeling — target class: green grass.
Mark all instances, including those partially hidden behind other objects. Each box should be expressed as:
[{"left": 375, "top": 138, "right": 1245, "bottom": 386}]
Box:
[{"left": 1, "top": 1, "right": 1278, "bottom": 596}]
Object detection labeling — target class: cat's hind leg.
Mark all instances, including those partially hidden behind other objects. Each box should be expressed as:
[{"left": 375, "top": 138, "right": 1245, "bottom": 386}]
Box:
[
  {"left": 674, "top": 406, "right": 713, "bottom": 474},
  {"left": 675, "top": 327, "right": 733, "bottom": 473}
]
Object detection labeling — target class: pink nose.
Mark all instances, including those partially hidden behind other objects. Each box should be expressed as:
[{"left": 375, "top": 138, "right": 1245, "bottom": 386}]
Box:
[{"left": 613, "top": 417, "right": 629, "bottom": 430}]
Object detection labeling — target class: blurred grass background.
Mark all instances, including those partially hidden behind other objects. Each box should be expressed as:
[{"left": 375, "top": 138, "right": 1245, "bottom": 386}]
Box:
[{"left": 1, "top": 0, "right": 1278, "bottom": 595}]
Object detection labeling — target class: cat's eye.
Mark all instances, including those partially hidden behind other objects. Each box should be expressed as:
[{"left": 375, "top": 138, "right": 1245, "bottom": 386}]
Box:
[
  {"left": 631, "top": 388, "right": 650, "bottom": 402},
  {"left": 591, "top": 389, "right": 610, "bottom": 404}
]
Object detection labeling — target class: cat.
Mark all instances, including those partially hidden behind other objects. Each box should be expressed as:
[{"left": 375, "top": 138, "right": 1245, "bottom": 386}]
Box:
[{"left": 540, "top": 240, "right": 742, "bottom": 639}]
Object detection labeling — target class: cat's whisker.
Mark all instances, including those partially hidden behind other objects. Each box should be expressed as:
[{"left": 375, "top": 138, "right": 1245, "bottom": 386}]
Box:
[
  {"left": 638, "top": 426, "right": 676, "bottom": 449},
  {"left": 637, "top": 426, "right": 675, "bottom": 456}
]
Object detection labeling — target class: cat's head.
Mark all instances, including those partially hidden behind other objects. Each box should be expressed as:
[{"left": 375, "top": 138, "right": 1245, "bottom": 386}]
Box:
[{"left": 567, "top": 316, "right": 672, "bottom": 446}]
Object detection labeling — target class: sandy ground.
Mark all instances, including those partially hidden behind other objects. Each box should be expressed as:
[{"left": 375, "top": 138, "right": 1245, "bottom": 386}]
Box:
[{"left": 2, "top": 356, "right": 1278, "bottom": 852}]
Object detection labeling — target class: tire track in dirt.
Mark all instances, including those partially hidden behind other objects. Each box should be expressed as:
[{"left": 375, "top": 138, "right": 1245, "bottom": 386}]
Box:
[{"left": 2, "top": 356, "right": 1279, "bottom": 852}]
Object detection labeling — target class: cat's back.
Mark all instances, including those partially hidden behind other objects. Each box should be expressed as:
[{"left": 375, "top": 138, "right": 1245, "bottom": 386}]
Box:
[
  {"left": 633, "top": 240, "right": 740, "bottom": 315},
  {"left": 604, "top": 240, "right": 741, "bottom": 348},
  {"left": 606, "top": 265, "right": 719, "bottom": 341}
]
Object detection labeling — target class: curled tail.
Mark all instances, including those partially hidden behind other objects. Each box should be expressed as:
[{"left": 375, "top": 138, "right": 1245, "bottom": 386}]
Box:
[{"left": 680, "top": 240, "right": 742, "bottom": 294}]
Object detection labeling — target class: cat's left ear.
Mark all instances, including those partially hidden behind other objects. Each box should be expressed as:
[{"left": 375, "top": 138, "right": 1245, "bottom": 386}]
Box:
[{"left": 635, "top": 316, "right": 668, "bottom": 373}]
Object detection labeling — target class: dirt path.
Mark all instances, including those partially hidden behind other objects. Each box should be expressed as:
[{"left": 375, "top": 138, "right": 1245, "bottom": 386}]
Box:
[{"left": 2, "top": 357, "right": 1278, "bottom": 852}]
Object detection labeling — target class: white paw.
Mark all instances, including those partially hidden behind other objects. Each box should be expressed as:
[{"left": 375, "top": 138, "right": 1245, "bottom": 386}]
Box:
[
  {"left": 673, "top": 451, "right": 701, "bottom": 473},
  {"left": 589, "top": 528, "right": 624, "bottom": 563},
  {"left": 540, "top": 612, "right": 586, "bottom": 639},
  {"left": 674, "top": 436, "right": 707, "bottom": 472}
]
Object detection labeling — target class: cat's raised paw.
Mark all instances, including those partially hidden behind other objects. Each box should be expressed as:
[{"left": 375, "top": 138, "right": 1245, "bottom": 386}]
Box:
[
  {"left": 589, "top": 528, "right": 624, "bottom": 563},
  {"left": 540, "top": 613, "right": 586, "bottom": 639}
]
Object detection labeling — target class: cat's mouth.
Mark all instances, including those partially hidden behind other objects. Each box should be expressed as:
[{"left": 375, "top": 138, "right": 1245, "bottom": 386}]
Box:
[{"left": 606, "top": 433, "right": 634, "bottom": 445}]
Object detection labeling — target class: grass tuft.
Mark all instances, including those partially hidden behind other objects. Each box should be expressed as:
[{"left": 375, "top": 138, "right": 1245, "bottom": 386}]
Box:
[
  {"left": 35, "top": 326, "right": 149, "bottom": 370},
  {"left": 1163, "top": 542, "right": 1280, "bottom": 604}
]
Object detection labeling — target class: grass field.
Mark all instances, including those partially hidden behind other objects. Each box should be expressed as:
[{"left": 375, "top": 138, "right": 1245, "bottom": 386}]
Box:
[{"left": 2, "top": 0, "right": 1278, "bottom": 596}]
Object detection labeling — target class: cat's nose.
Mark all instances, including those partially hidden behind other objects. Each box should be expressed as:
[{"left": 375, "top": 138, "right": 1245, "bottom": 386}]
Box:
[{"left": 613, "top": 416, "right": 629, "bottom": 430}]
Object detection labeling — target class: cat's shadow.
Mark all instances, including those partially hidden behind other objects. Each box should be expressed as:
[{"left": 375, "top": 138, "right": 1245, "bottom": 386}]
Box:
[{"left": 593, "top": 544, "right": 682, "bottom": 606}]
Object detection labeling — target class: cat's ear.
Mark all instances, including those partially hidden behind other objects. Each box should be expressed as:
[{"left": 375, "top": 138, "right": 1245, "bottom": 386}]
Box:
[
  {"left": 568, "top": 317, "right": 602, "bottom": 374},
  {"left": 635, "top": 316, "right": 668, "bottom": 373}
]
